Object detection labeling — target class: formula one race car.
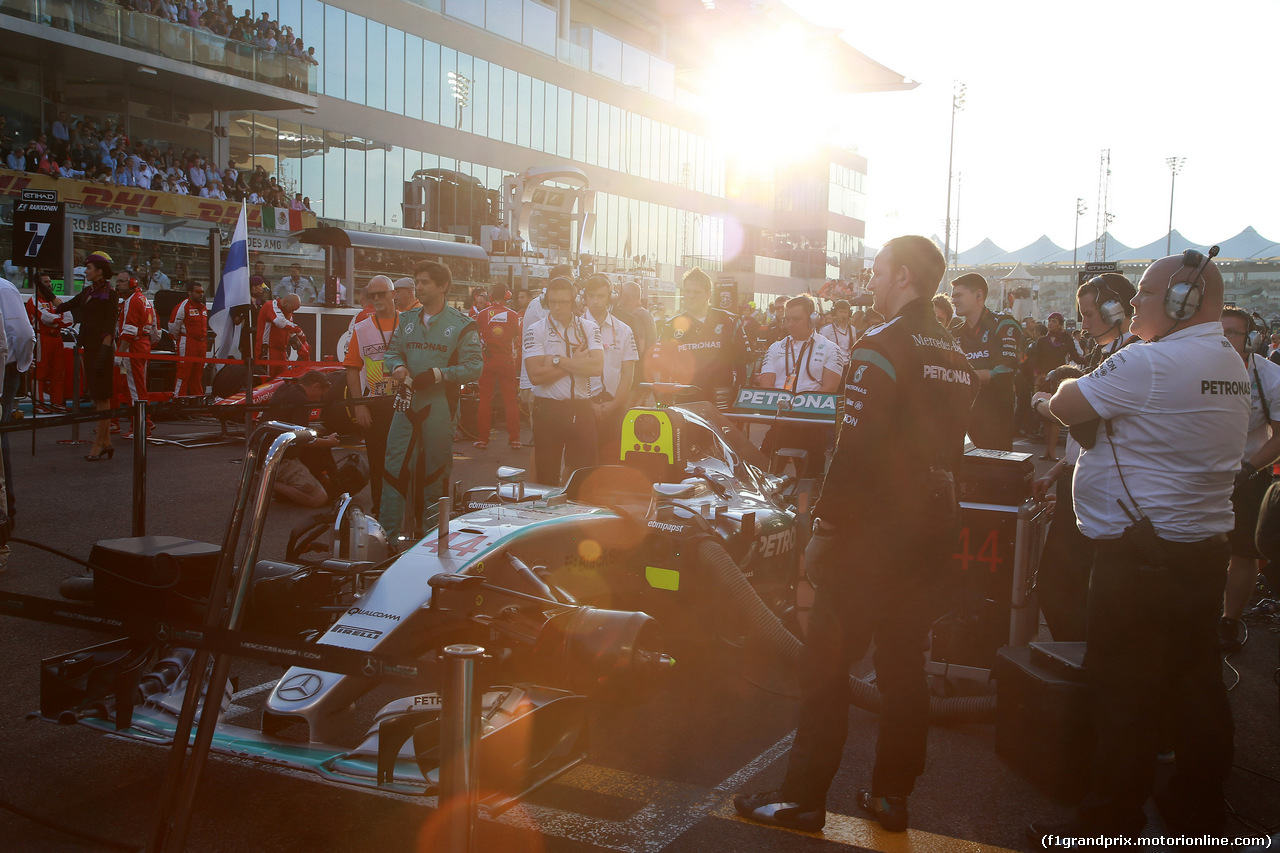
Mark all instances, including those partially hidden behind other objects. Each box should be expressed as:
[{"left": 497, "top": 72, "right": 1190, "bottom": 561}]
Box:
[{"left": 38, "top": 395, "right": 810, "bottom": 813}]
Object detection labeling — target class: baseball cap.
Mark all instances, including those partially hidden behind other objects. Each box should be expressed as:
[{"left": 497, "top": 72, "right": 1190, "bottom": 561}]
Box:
[
  {"left": 1047, "top": 311, "right": 1065, "bottom": 323},
  {"left": 393, "top": 277, "right": 415, "bottom": 291}
]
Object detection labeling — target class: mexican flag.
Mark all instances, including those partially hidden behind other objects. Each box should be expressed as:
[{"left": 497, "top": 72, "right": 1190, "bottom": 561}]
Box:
[{"left": 262, "top": 206, "right": 305, "bottom": 231}]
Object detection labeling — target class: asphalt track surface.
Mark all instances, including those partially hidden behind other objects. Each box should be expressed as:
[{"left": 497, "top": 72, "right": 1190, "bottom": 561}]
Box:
[{"left": 0, "top": 411, "right": 1277, "bottom": 853}]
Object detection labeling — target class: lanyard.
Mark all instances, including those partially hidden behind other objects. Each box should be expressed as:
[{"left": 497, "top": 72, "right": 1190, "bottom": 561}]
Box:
[{"left": 784, "top": 335, "right": 816, "bottom": 391}]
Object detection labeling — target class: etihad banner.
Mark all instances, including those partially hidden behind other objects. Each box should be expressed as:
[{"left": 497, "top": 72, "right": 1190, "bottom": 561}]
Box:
[{"left": 0, "top": 169, "right": 316, "bottom": 231}]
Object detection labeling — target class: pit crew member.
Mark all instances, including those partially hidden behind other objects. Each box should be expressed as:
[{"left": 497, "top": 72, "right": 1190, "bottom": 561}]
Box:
[
  {"left": 257, "top": 292, "right": 302, "bottom": 377},
  {"left": 29, "top": 274, "right": 71, "bottom": 408},
  {"left": 1032, "top": 250, "right": 1247, "bottom": 843},
  {"left": 651, "top": 266, "right": 748, "bottom": 406},
  {"left": 112, "top": 271, "right": 155, "bottom": 437},
  {"left": 755, "top": 294, "right": 842, "bottom": 479},
  {"left": 525, "top": 276, "right": 603, "bottom": 486},
  {"left": 738, "top": 235, "right": 977, "bottom": 834},
  {"left": 344, "top": 275, "right": 399, "bottom": 517},
  {"left": 381, "top": 261, "right": 483, "bottom": 541},
  {"left": 474, "top": 283, "right": 522, "bottom": 450},
  {"left": 949, "top": 272, "right": 1021, "bottom": 450},
  {"left": 1218, "top": 307, "right": 1280, "bottom": 652},
  {"left": 168, "top": 280, "right": 207, "bottom": 396},
  {"left": 583, "top": 274, "right": 637, "bottom": 462}
]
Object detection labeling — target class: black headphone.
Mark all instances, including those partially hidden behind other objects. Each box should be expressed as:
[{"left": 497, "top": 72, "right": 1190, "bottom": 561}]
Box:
[
  {"left": 1079, "top": 274, "right": 1129, "bottom": 328},
  {"left": 1164, "top": 245, "right": 1220, "bottom": 321}
]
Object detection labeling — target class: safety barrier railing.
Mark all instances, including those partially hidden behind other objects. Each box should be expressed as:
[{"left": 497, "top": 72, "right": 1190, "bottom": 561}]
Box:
[{"left": 0, "top": 0, "right": 316, "bottom": 95}]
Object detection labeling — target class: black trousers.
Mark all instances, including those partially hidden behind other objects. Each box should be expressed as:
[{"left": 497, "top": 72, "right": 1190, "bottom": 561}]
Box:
[
  {"left": 1036, "top": 471, "right": 1093, "bottom": 641},
  {"left": 967, "top": 384, "right": 1015, "bottom": 451},
  {"left": 532, "top": 398, "right": 597, "bottom": 486},
  {"left": 362, "top": 396, "right": 394, "bottom": 516},
  {"left": 781, "top": 522, "right": 955, "bottom": 805},
  {"left": 1078, "top": 533, "right": 1233, "bottom": 836}
]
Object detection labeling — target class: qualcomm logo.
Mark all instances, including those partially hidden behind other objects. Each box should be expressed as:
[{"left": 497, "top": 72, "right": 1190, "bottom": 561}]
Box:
[{"left": 276, "top": 672, "right": 323, "bottom": 701}]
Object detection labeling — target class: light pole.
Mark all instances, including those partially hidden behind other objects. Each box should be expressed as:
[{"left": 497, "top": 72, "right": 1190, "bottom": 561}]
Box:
[
  {"left": 448, "top": 71, "right": 470, "bottom": 130},
  {"left": 942, "top": 80, "right": 965, "bottom": 276},
  {"left": 1165, "top": 156, "right": 1185, "bottom": 255},
  {"left": 1073, "top": 197, "right": 1087, "bottom": 285}
]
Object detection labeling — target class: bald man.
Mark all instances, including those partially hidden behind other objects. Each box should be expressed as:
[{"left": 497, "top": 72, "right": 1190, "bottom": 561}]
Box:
[
  {"left": 1030, "top": 250, "right": 1247, "bottom": 844},
  {"left": 258, "top": 292, "right": 303, "bottom": 377}
]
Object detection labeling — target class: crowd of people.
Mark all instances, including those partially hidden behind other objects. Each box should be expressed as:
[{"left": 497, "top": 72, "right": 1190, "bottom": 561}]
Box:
[
  {"left": 254, "top": 247, "right": 1270, "bottom": 848},
  {"left": 0, "top": 232, "right": 1269, "bottom": 846},
  {"left": 0, "top": 113, "right": 313, "bottom": 210},
  {"left": 74, "top": 0, "right": 320, "bottom": 66}
]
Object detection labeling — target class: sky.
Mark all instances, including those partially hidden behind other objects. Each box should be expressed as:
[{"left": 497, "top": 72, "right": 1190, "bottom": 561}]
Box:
[{"left": 778, "top": 0, "right": 1280, "bottom": 256}]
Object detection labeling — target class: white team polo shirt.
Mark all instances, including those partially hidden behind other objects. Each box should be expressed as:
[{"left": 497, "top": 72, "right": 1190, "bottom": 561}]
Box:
[
  {"left": 519, "top": 290, "right": 549, "bottom": 390},
  {"left": 524, "top": 314, "right": 603, "bottom": 401},
  {"left": 587, "top": 311, "right": 638, "bottom": 398},
  {"left": 1244, "top": 352, "right": 1280, "bottom": 460},
  {"left": 821, "top": 323, "right": 855, "bottom": 366},
  {"left": 760, "top": 332, "right": 842, "bottom": 393},
  {"left": 1072, "top": 323, "right": 1249, "bottom": 542}
]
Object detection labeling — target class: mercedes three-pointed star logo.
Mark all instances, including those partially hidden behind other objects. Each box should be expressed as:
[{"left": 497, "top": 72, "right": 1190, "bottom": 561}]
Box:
[{"left": 276, "top": 672, "right": 323, "bottom": 701}]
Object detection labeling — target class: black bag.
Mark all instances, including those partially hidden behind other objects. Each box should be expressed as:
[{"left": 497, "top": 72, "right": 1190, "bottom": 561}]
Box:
[{"left": 1254, "top": 479, "right": 1280, "bottom": 562}]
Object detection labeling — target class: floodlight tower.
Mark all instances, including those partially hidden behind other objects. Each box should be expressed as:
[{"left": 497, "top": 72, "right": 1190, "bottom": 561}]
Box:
[
  {"left": 1165, "top": 156, "right": 1186, "bottom": 255},
  {"left": 943, "top": 81, "right": 965, "bottom": 273},
  {"left": 1093, "top": 149, "right": 1113, "bottom": 262}
]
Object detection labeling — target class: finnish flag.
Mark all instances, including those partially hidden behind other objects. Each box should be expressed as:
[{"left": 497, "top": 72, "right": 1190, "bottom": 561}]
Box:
[{"left": 210, "top": 203, "right": 251, "bottom": 359}]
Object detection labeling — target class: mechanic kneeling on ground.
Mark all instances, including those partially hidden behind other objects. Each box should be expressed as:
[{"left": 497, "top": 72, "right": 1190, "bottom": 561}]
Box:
[
  {"left": 737, "top": 235, "right": 977, "bottom": 834},
  {"left": 755, "top": 294, "right": 842, "bottom": 480},
  {"left": 1029, "top": 250, "right": 1247, "bottom": 844},
  {"left": 524, "top": 276, "right": 603, "bottom": 486},
  {"left": 265, "top": 370, "right": 342, "bottom": 508}
]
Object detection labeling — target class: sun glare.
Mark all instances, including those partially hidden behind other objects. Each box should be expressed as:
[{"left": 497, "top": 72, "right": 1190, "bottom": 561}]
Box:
[{"left": 700, "top": 26, "right": 833, "bottom": 171}]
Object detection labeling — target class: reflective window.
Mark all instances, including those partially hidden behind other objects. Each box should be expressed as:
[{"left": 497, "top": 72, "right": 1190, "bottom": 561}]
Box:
[
  {"left": 543, "top": 85, "right": 557, "bottom": 155},
  {"left": 608, "top": 106, "right": 622, "bottom": 172},
  {"left": 300, "top": 124, "right": 324, "bottom": 215},
  {"left": 302, "top": 0, "right": 325, "bottom": 91},
  {"left": 530, "top": 78, "right": 544, "bottom": 153},
  {"left": 486, "top": 59, "right": 502, "bottom": 140},
  {"left": 277, "top": 119, "right": 302, "bottom": 198},
  {"left": 323, "top": 129, "right": 345, "bottom": 219},
  {"left": 471, "top": 59, "right": 489, "bottom": 139},
  {"left": 454, "top": 52, "right": 473, "bottom": 133},
  {"left": 502, "top": 67, "right": 518, "bottom": 145},
  {"left": 345, "top": 140, "right": 366, "bottom": 223},
  {"left": 346, "top": 13, "right": 366, "bottom": 105},
  {"left": 557, "top": 87, "right": 572, "bottom": 159},
  {"left": 366, "top": 21, "right": 386, "bottom": 110},
  {"left": 366, "top": 145, "right": 386, "bottom": 225},
  {"left": 440, "top": 47, "right": 457, "bottom": 128},
  {"left": 423, "top": 40, "right": 440, "bottom": 125},
  {"left": 385, "top": 27, "right": 404, "bottom": 114},
  {"left": 516, "top": 73, "right": 531, "bottom": 149},
  {"left": 323, "top": 4, "right": 345, "bottom": 99},
  {"left": 405, "top": 36, "right": 423, "bottom": 120},
  {"left": 486, "top": 0, "right": 521, "bottom": 42},
  {"left": 572, "top": 92, "right": 586, "bottom": 161},
  {"left": 585, "top": 98, "right": 598, "bottom": 166}
]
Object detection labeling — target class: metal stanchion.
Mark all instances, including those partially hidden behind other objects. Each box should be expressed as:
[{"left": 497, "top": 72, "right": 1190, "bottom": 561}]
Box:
[
  {"left": 57, "top": 341, "right": 89, "bottom": 446},
  {"left": 439, "top": 644, "right": 484, "bottom": 853},
  {"left": 132, "top": 399, "right": 147, "bottom": 537}
]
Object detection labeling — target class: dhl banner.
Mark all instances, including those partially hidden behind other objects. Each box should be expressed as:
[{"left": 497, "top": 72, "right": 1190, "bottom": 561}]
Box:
[{"left": 0, "top": 169, "right": 316, "bottom": 231}]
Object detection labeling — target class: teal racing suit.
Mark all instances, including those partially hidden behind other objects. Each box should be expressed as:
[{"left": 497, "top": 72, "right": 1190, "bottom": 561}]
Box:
[{"left": 380, "top": 304, "right": 483, "bottom": 540}]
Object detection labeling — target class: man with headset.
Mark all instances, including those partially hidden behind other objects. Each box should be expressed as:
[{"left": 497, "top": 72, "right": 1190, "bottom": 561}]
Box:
[
  {"left": 1030, "top": 273, "right": 1139, "bottom": 640},
  {"left": 1031, "top": 249, "right": 1248, "bottom": 844},
  {"left": 1218, "top": 308, "right": 1280, "bottom": 652},
  {"left": 651, "top": 267, "right": 749, "bottom": 406},
  {"left": 755, "top": 294, "right": 843, "bottom": 479}
]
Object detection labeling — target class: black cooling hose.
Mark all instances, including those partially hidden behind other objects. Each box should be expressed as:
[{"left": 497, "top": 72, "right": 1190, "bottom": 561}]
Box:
[{"left": 695, "top": 537, "right": 996, "bottom": 725}]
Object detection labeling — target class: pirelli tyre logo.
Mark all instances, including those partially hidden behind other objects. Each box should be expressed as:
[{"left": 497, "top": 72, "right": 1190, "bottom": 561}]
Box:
[{"left": 332, "top": 623, "right": 383, "bottom": 640}]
